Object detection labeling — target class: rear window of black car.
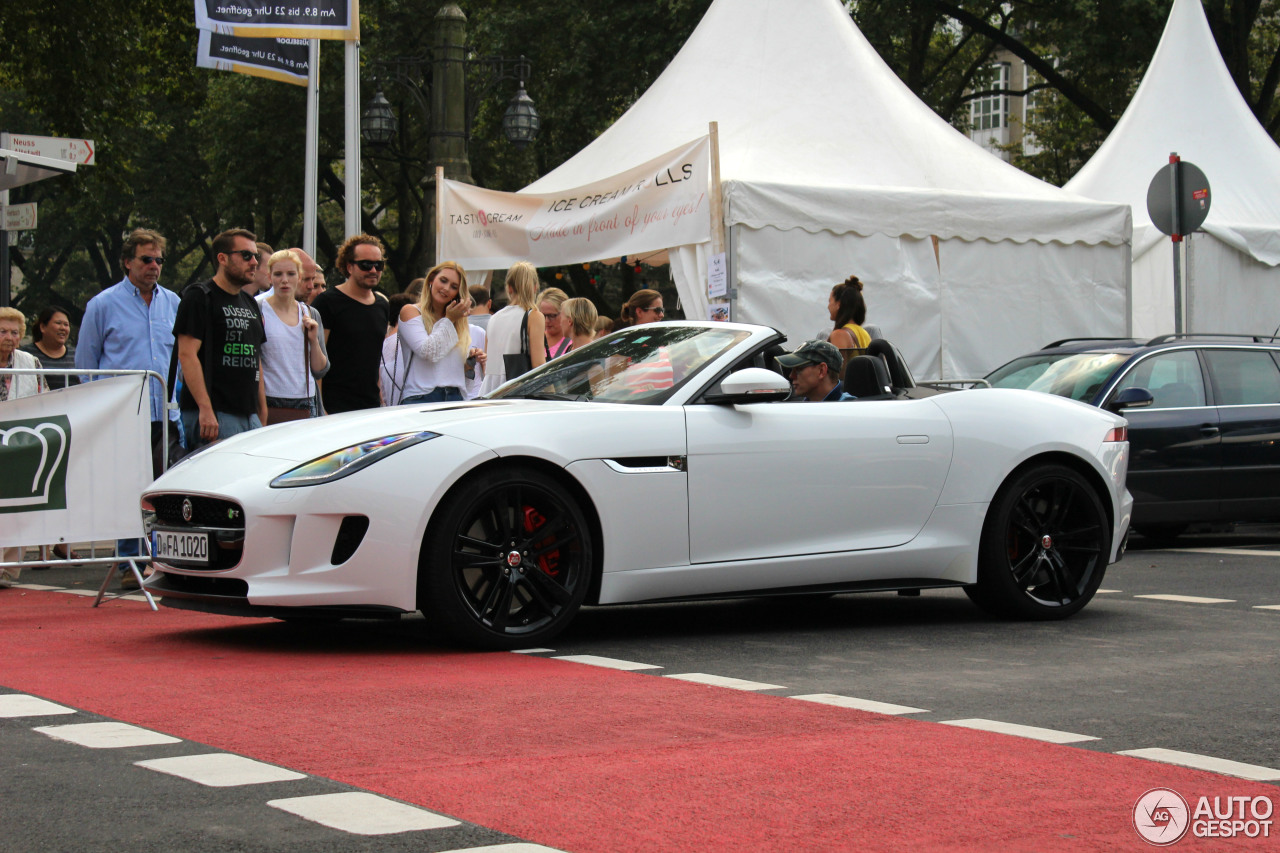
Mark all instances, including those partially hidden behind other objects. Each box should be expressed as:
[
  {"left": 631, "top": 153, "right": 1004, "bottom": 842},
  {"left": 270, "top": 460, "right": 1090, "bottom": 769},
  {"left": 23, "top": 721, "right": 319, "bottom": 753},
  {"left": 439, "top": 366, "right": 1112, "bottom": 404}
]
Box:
[{"left": 1204, "top": 349, "right": 1280, "bottom": 405}]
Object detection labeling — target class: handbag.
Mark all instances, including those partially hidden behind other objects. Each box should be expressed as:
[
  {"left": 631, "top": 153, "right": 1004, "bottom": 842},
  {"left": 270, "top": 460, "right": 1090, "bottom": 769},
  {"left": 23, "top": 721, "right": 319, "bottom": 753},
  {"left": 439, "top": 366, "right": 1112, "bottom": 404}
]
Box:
[{"left": 502, "top": 309, "right": 533, "bottom": 379}]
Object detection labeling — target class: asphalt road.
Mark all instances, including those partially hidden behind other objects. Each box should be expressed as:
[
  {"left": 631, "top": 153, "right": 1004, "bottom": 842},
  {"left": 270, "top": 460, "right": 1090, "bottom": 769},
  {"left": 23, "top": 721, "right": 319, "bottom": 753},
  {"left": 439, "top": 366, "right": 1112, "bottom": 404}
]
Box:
[{"left": 3, "top": 527, "right": 1277, "bottom": 852}]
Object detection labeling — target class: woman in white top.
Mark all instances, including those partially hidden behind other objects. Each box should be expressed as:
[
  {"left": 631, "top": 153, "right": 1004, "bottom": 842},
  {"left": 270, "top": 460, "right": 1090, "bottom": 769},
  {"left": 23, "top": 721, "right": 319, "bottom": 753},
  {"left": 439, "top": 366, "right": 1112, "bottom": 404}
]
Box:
[
  {"left": 256, "top": 250, "right": 330, "bottom": 422},
  {"left": 398, "top": 261, "right": 486, "bottom": 404},
  {"left": 479, "top": 261, "right": 547, "bottom": 396}
]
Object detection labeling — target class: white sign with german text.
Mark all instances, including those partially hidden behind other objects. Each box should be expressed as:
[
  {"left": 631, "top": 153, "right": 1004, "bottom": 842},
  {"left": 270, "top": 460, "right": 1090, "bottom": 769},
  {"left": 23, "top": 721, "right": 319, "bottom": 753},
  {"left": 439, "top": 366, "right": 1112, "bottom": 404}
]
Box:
[
  {"left": 0, "top": 134, "right": 95, "bottom": 166},
  {"left": 2, "top": 202, "right": 37, "bottom": 232},
  {"left": 440, "top": 135, "right": 711, "bottom": 270}
]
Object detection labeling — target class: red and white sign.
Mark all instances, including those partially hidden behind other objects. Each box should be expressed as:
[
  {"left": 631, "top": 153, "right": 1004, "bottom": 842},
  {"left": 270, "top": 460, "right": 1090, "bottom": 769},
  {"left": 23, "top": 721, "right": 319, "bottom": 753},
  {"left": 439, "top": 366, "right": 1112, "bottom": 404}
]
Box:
[
  {"left": 1, "top": 134, "right": 96, "bottom": 166},
  {"left": 2, "top": 202, "right": 37, "bottom": 231}
]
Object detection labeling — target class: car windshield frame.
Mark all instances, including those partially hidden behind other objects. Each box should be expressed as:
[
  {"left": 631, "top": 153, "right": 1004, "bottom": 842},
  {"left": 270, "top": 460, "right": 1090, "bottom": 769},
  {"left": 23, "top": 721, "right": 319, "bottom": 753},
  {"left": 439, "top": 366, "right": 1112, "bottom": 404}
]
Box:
[
  {"left": 486, "top": 324, "right": 754, "bottom": 405},
  {"left": 985, "top": 351, "right": 1130, "bottom": 402}
]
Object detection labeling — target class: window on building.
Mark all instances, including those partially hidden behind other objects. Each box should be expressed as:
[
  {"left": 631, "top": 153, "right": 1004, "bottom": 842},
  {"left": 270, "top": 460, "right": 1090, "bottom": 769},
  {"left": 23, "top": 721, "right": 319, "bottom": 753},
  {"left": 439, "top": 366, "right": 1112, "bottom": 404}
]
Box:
[{"left": 969, "top": 62, "right": 1010, "bottom": 131}]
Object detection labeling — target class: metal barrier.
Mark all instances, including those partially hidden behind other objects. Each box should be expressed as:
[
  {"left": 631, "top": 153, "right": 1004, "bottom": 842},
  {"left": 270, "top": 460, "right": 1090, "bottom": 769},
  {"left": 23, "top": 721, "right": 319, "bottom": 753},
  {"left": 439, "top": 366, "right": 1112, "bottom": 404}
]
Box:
[{"left": 0, "top": 366, "right": 178, "bottom": 611}]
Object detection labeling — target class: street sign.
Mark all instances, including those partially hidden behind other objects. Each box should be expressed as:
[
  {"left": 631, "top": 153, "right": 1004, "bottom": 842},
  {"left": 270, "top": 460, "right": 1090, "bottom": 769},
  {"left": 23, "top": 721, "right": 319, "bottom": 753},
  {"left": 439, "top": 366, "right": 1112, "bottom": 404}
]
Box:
[
  {"left": 1147, "top": 158, "right": 1210, "bottom": 237},
  {"left": 0, "top": 133, "right": 96, "bottom": 166},
  {"left": 2, "top": 202, "right": 37, "bottom": 231}
]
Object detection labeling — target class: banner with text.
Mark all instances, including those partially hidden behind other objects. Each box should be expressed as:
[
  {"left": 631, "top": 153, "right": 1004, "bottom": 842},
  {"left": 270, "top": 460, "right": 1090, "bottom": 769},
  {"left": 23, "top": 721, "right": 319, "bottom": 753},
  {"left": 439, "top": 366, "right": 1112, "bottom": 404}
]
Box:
[
  {"left": 197, "top": 31, "right": 310, "bottom": 86},
  {"left": 439, "top": 135, "right": 711, "bottom": 270},
  {"left": 0, "top": 375, "right": 152, "bottom": 547},
  {"left": 195, "top": 0, "right": 358, "bottom": 39}
]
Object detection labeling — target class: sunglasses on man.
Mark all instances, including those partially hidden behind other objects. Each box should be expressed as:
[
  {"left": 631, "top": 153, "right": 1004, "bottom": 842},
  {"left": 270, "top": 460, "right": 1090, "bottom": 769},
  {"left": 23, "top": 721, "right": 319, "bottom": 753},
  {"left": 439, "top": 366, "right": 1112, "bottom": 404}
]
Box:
[
  {"left": 135, "top": 255, "right": 165, "bottom": 266},
  {"left": 225, "top": 249, "right": 258, "bottom": 262},
  {"left": 353, "top": 259, "right": 385, "bottom": 272}
]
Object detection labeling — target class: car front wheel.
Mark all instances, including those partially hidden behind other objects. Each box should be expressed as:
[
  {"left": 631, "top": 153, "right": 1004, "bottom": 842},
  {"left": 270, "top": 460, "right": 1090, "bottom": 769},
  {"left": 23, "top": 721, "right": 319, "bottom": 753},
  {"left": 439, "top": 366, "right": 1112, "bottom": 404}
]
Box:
[
  {"left": 419, "top": 466, "right": 593, "bottom": 649},
  {"left": 966, "top": 463, "right": 1110, "bottom": 620}
]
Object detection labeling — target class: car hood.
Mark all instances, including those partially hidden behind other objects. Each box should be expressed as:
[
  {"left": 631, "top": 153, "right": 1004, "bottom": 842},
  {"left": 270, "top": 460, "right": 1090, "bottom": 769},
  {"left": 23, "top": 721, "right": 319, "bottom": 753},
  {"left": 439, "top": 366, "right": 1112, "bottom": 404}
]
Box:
[{"left": 186, "top": 399, "right": 645, "bottom": 464}]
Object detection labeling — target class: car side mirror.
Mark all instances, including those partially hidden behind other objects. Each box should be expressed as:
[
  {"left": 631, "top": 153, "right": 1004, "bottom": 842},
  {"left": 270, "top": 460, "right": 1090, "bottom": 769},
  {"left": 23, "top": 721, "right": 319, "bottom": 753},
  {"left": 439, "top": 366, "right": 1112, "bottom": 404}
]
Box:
[
  {"left": 1105, "top": 386, "right": 1154, "bottom": 413},
  {"left": 705, "top": 367, "right": 793, "bottom": 405}
]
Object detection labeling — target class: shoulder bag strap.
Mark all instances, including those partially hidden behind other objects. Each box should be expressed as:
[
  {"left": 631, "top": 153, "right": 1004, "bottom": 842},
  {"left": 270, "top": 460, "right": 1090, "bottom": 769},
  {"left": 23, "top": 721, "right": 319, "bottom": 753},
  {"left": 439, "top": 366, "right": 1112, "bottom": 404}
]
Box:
[{"left": 520, "top": 309, "right": 530, "bottom": 357}]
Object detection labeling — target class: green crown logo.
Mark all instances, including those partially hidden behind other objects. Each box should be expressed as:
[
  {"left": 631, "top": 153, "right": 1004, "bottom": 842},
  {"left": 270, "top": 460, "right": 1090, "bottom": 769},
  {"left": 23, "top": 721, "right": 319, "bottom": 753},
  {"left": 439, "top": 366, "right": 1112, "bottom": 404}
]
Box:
[{"left": 0, "top": 415, "right": 71, "bottom": 514}]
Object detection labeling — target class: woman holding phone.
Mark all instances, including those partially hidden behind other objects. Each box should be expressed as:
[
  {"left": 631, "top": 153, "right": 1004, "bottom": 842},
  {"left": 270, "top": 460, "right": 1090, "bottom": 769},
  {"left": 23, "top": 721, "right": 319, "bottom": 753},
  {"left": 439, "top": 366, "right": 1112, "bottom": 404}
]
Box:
[{"left": 398, "top": 261, "right": 486, "bottom": 404}]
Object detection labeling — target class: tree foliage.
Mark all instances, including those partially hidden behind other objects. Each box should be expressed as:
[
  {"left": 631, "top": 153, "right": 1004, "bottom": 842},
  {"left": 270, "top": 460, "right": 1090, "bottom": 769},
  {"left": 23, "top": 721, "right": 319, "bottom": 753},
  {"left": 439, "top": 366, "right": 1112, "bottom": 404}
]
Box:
[{"left": 2, "top": 0, "right": 1279, "bottom": 324}]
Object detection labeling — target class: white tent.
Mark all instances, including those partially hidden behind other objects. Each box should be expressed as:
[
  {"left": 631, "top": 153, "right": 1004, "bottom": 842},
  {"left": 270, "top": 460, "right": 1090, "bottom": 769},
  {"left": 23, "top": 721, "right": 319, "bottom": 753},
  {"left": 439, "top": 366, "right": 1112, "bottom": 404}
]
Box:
[
  {"left": 525, "top": 0, "right": 1132, "bottom": 378},
  {"left": 1065, "top": 0, "right": 1280, "bottom": 338}
]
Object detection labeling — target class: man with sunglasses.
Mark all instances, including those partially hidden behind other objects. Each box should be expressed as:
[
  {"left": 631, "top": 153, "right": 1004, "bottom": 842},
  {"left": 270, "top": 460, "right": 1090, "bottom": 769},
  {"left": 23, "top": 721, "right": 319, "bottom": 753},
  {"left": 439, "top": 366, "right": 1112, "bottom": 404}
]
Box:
[
  {"left": 173, "top": 228, "right": 268, "bottom": 449},
  {"left": 311, "top": 233, "right": 391, "bottom": 412},
  {"left": 77, "top": 228, "right": 185, "bottom": 583}
]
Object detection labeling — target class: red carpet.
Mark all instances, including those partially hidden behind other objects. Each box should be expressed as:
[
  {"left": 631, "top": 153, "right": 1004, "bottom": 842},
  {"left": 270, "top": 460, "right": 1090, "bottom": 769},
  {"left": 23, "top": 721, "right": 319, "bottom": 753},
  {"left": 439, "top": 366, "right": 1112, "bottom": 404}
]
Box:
[{"left": 1, "top": 590, "right": 1270, "bottom": 852}]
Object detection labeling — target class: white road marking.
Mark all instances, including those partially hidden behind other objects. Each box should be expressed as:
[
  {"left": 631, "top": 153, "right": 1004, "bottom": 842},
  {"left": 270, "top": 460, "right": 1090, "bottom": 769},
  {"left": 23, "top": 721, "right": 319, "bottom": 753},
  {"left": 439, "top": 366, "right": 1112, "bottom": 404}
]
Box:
[
  {"left": 1178, "top": 547, "right": 1280, "bottom": 557},
  {"left": 58, "top": 589, "right": 100, "bottom": 597},
  {"left": 11, "top": 583, "right": 62, "bottom": 591},
  {"left": 1118, "top": 748, "right": 1280, "bottom": 781},
  {"left": 34, "top": 721, "right": 181, "bottom": 748},
  {"left": 1095, "top": 589, "right": 1123, "bottom": 594},
  {"left": 790, "top": 694, "right": 929, "bottom": 715},
  {"left": 136, "top": 753, "right": 307, "bottom": 787},
  {"left": 510, "top": 648, "right": 555, "bottom": 654},
  {"left": 0, "top": 694, "right": 77, "bottom": 717},
  {"left": 440, "top": 840, "right": 570, "bottom": 845},
  {"left": 551, "top": 655, "right": 662, "bottom": 671},
  {"left": 940, "top": 718, "right": 1099, "bottom": 744},
  {"left": 1134, "top": 594, "right": 1236, "bottom": 604},
  {"left": 267, "top": 792, "right": 460, "bottom": 835},
  {"left": 1254, "top": 604, "right": 1280, "bottom": 611},
  {"left": 665, "top": 673, "right": 785, "bottom": 691}
]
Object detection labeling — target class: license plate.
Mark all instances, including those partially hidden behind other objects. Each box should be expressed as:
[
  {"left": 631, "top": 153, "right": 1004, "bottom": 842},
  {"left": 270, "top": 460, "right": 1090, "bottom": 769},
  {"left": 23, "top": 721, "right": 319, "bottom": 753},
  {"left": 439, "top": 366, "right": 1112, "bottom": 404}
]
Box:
[{"left": 152, "top": 529, "right": 211, "bottom": 565}]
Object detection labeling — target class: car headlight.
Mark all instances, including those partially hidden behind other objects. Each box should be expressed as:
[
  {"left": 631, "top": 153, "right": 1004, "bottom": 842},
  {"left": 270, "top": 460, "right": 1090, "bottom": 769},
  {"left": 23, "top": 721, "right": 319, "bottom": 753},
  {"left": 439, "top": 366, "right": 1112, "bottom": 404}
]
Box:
[{"left": 270, "top": 431, "right": 440, "bottom": 488}]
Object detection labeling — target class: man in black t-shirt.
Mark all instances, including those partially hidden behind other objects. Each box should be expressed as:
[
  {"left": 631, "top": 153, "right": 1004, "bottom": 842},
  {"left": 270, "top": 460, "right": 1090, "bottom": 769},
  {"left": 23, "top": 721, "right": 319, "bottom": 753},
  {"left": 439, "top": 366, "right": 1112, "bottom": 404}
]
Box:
[
  {"left": 312, "top": 234, "right": 391, "bottom": 413},
  {"left": 174, "top": 228, "right": 268, "bottom": 448}
]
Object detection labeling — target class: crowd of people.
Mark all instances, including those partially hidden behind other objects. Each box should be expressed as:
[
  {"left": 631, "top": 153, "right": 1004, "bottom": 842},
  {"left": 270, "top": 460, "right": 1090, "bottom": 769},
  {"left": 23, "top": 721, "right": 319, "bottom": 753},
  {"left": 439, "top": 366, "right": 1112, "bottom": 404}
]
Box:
[{"left": 0, "top": 224, "right": 879, "bottom": 586}]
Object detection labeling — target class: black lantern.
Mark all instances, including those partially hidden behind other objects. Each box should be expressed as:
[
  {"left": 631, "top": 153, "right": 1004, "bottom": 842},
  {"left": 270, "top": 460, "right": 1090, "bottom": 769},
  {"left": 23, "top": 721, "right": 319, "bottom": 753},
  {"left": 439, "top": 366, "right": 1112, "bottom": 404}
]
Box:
[
  {"left": 361, "top": 90, "right": 398, "bottom": 147},
  {"left": 502, "top": 85, "right": 540, "bottom": 149}
]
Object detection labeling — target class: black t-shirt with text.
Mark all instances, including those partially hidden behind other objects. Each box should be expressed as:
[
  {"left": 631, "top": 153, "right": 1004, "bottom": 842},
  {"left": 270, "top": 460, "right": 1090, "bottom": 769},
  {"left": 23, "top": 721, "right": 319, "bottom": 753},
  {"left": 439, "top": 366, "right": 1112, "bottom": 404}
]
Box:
[
  {"left": 312, "top": 286, "right": 390, "bottom": 413},
  {"left": 173, "top": 281, "right": 266, "bottom": 415}
]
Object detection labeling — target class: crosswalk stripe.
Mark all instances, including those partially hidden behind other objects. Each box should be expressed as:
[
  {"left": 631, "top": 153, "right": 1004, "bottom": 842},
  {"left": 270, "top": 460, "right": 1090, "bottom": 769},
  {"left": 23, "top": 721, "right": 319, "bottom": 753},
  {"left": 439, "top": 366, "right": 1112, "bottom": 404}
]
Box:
[{"left": 267, "top": 792, "right": 460, "bottom": 835}]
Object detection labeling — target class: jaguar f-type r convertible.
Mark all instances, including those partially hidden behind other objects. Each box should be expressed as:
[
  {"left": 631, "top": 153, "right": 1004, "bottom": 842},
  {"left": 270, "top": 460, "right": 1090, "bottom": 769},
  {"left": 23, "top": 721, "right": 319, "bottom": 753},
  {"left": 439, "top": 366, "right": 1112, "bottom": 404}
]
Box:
[{"left": 144, "top": 322, "right": 1132, "bottom": 648}]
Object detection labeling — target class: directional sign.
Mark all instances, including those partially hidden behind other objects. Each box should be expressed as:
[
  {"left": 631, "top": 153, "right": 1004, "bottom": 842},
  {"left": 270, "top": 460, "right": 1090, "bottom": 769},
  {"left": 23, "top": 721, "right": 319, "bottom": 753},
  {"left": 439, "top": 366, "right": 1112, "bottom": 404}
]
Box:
[
  {"left": 2, "top": 202, "right": 37, "bottom": 231},
  {"left": 0, "top": 133, "right": 95, "bottom": 166}
]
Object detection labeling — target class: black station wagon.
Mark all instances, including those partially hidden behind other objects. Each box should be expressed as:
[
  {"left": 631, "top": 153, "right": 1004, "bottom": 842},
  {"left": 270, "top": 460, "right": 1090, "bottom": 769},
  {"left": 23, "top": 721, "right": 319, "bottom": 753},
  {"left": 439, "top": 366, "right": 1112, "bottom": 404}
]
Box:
[{"left": 985, "top": 334, "right": 1280, "bottom": 542}]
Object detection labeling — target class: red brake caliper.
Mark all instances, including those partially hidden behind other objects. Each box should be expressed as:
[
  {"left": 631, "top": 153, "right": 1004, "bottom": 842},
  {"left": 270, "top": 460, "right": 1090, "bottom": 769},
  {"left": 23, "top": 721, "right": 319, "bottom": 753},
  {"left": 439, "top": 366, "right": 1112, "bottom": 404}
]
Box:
[{"left": 522, "top": 506, "right": 561, "bottom": 577}]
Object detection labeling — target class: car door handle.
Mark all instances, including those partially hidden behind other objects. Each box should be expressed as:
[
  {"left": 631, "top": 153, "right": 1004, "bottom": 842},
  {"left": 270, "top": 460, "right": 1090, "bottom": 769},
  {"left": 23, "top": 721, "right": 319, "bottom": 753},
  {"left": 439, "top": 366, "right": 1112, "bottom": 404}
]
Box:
[{"left": 1199, "top": 425, "right": 1220, "bottom": 436}]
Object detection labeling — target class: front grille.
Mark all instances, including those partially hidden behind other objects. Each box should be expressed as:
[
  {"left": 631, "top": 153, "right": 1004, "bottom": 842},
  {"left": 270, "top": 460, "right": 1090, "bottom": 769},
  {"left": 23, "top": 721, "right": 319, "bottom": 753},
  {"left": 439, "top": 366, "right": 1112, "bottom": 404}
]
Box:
[
  {"left": 152, "top": 572, "right": 249, "bottom": 598},
  {"left": 151, "top": 494, "right": 245, "bottom": 529}
]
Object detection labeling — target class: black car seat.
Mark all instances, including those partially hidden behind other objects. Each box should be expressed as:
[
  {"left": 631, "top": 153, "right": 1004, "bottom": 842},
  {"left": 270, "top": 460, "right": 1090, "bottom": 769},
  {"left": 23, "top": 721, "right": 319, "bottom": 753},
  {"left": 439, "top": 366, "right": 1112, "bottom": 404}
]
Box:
[
  {"left": 865, "top": 339, "right": 916, "bottom": 392},
  {"left": 843, "top": 355, "right": 894, "bottom": 399}
]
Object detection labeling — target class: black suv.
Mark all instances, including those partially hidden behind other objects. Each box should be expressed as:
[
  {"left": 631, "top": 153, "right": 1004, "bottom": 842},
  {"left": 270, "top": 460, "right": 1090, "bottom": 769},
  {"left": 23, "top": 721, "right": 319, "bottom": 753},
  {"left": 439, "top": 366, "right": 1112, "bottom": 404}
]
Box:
[{"left": 985, "top": 334, "right": 1280, "bottom": 541}]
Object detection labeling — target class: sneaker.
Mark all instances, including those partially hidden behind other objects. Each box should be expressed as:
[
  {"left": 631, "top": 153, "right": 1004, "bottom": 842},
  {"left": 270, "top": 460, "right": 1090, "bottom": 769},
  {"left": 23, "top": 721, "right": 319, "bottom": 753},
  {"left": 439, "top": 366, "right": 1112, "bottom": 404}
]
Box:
[{"left": 118, "top": 570, "right": 141, "bottom": 590}]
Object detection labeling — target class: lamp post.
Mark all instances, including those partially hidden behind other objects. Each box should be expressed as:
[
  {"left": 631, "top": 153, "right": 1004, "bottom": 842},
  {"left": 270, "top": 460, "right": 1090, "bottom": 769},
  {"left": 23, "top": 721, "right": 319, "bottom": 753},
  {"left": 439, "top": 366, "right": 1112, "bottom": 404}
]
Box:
[{"left": 360, "top": 4, "right": 539, "bottom": 274}]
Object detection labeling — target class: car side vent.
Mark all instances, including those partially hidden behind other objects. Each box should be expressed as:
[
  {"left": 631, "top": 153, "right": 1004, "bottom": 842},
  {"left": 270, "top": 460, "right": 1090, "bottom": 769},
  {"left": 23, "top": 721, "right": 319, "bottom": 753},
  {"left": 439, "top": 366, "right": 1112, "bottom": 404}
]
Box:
[
  {"left": 331, "top": 516, "right": 370, "bottom": 565},
  {"left": 613, "top": 457, "right": 669, "bottom": 469}
]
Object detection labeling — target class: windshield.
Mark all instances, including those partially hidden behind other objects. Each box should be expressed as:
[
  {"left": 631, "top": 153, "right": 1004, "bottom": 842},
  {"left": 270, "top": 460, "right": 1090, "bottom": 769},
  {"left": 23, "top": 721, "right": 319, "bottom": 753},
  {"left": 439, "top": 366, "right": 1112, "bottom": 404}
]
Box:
[
  {"left": 985, "top": 352, "right": 1129, "bottom": 402},
  {"left": 488, "top": 325, "right": 752, "bottom": 405}
]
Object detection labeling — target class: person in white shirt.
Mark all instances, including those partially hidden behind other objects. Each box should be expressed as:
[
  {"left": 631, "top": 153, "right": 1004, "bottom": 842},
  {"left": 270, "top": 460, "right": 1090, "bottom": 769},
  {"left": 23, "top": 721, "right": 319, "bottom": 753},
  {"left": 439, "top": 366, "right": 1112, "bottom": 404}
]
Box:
[
  {"left": 256, "top": 249, "right": 330, "bottom": 421},
  {"left": 397, "top": 261, "right": 486, "bottom": 404}
]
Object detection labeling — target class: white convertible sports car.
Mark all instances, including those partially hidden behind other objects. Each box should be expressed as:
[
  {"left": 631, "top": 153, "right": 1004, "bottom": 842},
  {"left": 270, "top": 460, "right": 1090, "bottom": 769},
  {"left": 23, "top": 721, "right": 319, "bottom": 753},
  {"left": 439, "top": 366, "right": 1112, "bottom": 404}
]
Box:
[{"left": 144, "top": 321, "right": 1133, "bottom": 648}]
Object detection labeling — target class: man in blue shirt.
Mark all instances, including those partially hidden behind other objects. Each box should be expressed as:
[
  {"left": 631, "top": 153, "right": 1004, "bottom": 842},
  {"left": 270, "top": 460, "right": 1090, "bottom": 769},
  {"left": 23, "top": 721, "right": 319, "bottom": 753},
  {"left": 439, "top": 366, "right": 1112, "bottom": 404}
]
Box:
[
  {"left": 776, "top": 340, "right": 853, "bottom": 402},
  {"left": 76, "top": 228, "right": 182, "bottom": 582}
]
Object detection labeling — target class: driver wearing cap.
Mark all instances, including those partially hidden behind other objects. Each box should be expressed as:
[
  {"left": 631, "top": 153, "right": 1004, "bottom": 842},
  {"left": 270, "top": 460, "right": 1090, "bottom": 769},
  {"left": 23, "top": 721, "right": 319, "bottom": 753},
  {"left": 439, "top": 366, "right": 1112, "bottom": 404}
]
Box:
[{"left": 776, "top": 339, "right": 853, "bottom": 402}]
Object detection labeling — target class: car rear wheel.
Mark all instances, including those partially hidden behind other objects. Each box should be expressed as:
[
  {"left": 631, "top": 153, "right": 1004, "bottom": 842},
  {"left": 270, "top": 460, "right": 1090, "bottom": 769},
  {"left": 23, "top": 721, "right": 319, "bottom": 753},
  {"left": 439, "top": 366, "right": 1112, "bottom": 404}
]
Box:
[
  {"left": 419, "top": 466, "right": 593, "bottom": 649},
  {"left": 966, "top": 463, "right": 1110, "bottom": 620}
]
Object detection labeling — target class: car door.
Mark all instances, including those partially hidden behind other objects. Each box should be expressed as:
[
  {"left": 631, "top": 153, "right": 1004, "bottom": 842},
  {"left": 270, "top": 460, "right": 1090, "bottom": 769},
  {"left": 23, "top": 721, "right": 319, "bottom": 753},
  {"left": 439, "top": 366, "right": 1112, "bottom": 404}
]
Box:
[
  {"left": 1105, "top": 349, "right": 1220, "bottom": 523},
  {"left": 683, "top": 398, "right": 953, "bottom": 566},
  {"left": 1202, "top": 348, "right": 1280, "bottom": 519}
]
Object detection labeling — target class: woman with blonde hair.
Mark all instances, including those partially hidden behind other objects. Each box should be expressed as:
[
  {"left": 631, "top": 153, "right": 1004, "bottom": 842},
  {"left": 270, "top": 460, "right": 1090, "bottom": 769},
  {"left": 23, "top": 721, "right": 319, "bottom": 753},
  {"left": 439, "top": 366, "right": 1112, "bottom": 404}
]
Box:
[
  {"left": 538, "top": 286, "right": 571, "bottom": 359},
  {"left": 561, "top": 297, "right": 598, "bottom": 353},
  {"left": 615, "top": 288, "right": 665, "bottom": 330},
  {"left": 398, "top": 261, "right": 484, "bottom": 404},
  {"left": 0, "top": 306, "right": 46, "bottom": 585},
  {"left": 256, "top": 249, "right": 330, "bottom": 421},
  {"left": 480, "top": 261, "right": 546, "bottom": 395}
]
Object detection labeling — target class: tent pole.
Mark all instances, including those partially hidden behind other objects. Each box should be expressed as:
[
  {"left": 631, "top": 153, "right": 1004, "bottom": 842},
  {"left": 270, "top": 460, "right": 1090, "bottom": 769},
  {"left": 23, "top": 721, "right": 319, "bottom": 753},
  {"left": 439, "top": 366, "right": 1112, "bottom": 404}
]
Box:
[{"left": 708, "top": 121, "right": 729, "bottom": 318}]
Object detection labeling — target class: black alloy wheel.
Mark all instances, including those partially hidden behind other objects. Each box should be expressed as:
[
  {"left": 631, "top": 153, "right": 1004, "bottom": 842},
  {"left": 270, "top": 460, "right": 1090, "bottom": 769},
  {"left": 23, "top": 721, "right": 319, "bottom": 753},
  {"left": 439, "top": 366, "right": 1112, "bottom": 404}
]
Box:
[
  {"left": 966, "top": 463, "right": 1110, "bottom": 620},
  {"left": 420, "top": 466, "right": 593, "bottom": 648}
]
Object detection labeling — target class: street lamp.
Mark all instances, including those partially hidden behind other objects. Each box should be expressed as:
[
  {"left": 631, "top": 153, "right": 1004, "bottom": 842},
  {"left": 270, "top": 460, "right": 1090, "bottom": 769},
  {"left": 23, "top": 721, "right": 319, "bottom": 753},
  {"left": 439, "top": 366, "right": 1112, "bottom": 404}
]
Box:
[
  {"left": 502, "top": 83, "right": 540, "bottom": 150},
  {"left": 360, "top": 90, "right": 397, "bottom": 147}
]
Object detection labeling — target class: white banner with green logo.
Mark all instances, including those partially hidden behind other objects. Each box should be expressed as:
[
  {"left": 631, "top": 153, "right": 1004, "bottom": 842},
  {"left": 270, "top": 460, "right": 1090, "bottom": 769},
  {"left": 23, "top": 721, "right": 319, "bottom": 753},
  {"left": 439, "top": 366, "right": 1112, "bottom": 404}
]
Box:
[{"left": 0, "top": 375, "right": 151, "bottom": 546}]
